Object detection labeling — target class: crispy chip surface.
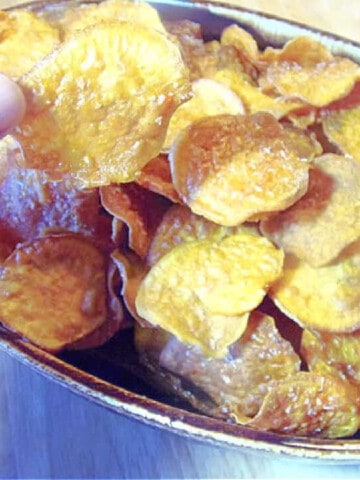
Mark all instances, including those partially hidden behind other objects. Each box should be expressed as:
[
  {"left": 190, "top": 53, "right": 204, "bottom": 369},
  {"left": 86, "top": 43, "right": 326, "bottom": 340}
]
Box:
[
  {"left": 15, "top": 21, "right": 190, "bottom": 187},
  {"left": 270, "top": 243, "right": 360, "bottom": 332},
  {"left": 0, "top": 10, "right": 60, "bottom": 79},
  {"left": 170, "top": 113, "right": 312, "bottom": 226},
  {"left": 0, "top": 235, "right": 107, "bottom": 352},
  {"left": 261, "top": 154, "right": 360, "bottom": 266},
  {"left": 136, "top": 232, "right": 283, "bottom": 357}
]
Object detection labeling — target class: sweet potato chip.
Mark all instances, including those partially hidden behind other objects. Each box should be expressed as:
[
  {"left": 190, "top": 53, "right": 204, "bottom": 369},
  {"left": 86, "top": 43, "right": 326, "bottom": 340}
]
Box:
[
  {"left": 57, "top": 0, "right": 166, "bottom": 38},
  {"left": 322, "top": 106, "right": 360, "bottom": 163},
  {"left": 0, "top": 10, "right": 60, "bottom": 79},
  {"left": 163, "top": 78, "right": 244, "bottom": 151},
  {"left": 159, "top": 311, "right": 301, "bottom": 418},
  {"left": 111, "top": 248, "right": 149, "bottom": 326},
  {"left": 270, "top": 243, "right": 360, "bottom": 332},
  {"left": 247, "top": 372, "right": 360, "bottom": 438},
  {"left": 0, "top": 234, "right": 107, "bottom": 352},
  {"left": 136, "top": 232, "right": 283, "bottom": 357},
  {"left": 135, "top": 154, "right": 181, "bottom": 203},
  {"left": 14, "top": 21, "right": 191, "bottom": 187},
  {"left": 100, "top": 183, "right": 170, "bottom": 259},
  {"left": 261, "top": 154, "right": 360, "bottom": 266},
  {"left": 260, "top": 56, "right": 360, "bottom": 107},
  {"left": 170, "top": 113, "right": 313, "bottom": 226},
  {"left": 301, "top": 329, "right": 360, "bottom": 386}
]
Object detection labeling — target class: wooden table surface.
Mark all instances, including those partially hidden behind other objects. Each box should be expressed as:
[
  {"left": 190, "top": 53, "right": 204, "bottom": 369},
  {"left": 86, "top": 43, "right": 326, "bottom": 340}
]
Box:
[{"left": 2, "top": 0, "right": 360, "bottom": 478}]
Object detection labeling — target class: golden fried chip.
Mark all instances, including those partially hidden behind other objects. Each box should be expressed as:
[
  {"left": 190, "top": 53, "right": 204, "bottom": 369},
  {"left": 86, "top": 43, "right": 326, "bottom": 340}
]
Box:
[
  {"left": 170, "top": 113, "right": 312, "bottom": 226},
  {"left": 270, "top": 243, "right": 360, "bottom": 332},
  {"left": 212, "top": 68, "right": 304, "bottom": 118},
  {"left": 15, "top": 21, "right": 191, "bottom": 187},
  {"left": 135, "top": 154, "right": 181, "bottom": 203},
  {"left": 58, "top": 0, "right": 166, "bottom": 38},
  {"left": 111, "top": 248, "right": 150, "bottom": 326},
  {"left": 247, "top": 372, "right": 360, "bottom": 438},
  {"left": 260, "top": 57, "right": 360, "bottom": 107},
  {"left": 0, "top": 10, "right": 60, "bottom": 79},
  {"left": 322, "top": 106, "right": 360, "bottom": 163},
  {"left": 136, "top": 232, "right": 283, "bottom": 357},
  {"left": 261, "top": 154, "right": 360, "bottom": 266},
  {"left": 0, "top": 234, "right": 107, "bottom": 352},
  {"left": 220, "top": 24, "right": 259, "bottom": 64},
  {"left": 160, "top": 311, "right": 300, "bottom": 418},
  {"left": 100, "top": 183, "right": 169, "bottom": 259},
  {"left": 163, "top": 78, "right": 244, "bottom": 151},
  {"left": 301, "top": 329, "right": 360, "bottom": 386},
  {"left": 260, "top": 36, "right": 333, "bottom": 67}
]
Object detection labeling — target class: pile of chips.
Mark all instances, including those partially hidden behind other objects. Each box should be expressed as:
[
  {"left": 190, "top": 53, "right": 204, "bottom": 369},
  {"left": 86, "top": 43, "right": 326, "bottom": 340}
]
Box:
[{"left": 2, "top": 0, "right": 360, "bottom": 439}]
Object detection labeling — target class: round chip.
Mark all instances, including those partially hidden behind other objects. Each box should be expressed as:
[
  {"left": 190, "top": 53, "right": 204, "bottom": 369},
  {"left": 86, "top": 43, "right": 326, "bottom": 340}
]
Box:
[
  {"left": 0, "top": 234, "right": 107, "bottom": 352},
  {"left": 136, "top": 232, "right": 284, "bottom": 357},
  {"left": 170, "top": 113, "right": 313, "bottom": 226},
  {"left": 14, "top": 21, "right": 191, "bottom": 187}
]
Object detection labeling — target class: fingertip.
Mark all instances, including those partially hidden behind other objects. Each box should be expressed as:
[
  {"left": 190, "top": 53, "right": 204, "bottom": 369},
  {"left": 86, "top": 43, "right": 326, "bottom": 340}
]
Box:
[{"left": 0, "top": 74, "right": 26, "bottom": 138}]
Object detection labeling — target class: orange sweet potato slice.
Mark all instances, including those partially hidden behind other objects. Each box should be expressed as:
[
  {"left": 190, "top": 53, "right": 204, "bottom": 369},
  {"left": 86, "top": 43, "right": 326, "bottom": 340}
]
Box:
[
  {"left": 170, "top": 113, "right": 315, "bottom": 226},
  {"left": 0, "top": 234, "right": 107, "bottom": 352},
  {"left": 0, "top": 10, "right": 60, "bottom": 79},
  {"left": 136, "top": 231, "right": 283, "bottom": 357},
  {"left": 100, "top": 183, "right": 170, "bottom": 259},
  {"left": 14, "top": 21, "right": 191, "bottom": 187},
  {"left": 261, "top": 154, "right": 360, "bottom": 267}
]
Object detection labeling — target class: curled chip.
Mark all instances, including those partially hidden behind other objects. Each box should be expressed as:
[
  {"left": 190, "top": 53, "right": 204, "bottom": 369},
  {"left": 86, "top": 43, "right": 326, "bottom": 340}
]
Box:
[
  {"left": 259, "top": 56, "right": 360, "bottom": 107},
  {"left": 261, "top": 154, "right": 360, "bottom": 267},
  {"left": 163, "top": 78, "right": 244, "bottom": 151},
  {"left": 14, "top": 21, "right": 191, "bottom": 187},
  {"left": 136, "top": 232, "right": 284, "bottom": 357},
  {"left": 247, "top": 372, "right": 360, "bottom": 438},
  {"left": 322, "top": 106, "right": 360, "bottom": 163},
  {"left": 100, "top": 183, "right": 170, "bottom": 259},
  {"left": 135, "top": 154, "right": 181, "bottom": 203},
  {"left": 301, "top": 329, "right": 360, "bottom": 387},
  {"left": 0, "top": 234, "right": 107, "bottom": 352},
  {"left": 57, "top": 0, "right": 166, "bottom": 38},
  {"left": 0, "top": 10, "right": 60, "bottom": 79},
  {"left": 170, "top": 113, "right": 313, "bottom": 226},
  {"left": 159, "top": 311, "right": 301, "bottom": 418},
  {"left": 270, "top": 243, "right": 360, "bottom": 332},
  {"left": 220, "top": 24, "right": 259, "bottom": 65}
]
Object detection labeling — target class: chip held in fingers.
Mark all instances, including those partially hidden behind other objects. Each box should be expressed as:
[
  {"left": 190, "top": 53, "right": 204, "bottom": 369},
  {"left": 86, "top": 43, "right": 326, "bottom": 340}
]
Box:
[
  {"left": 14, "top": 21, "right": 191, "bottom": 187},
  {"left": 170, "top": 113, "right": 315, "bottom": 226},
  {"left": 136, "top": 231, "right": 284, "bottom": 357},
  {"left": 0, "top": 234, "right": 107, "bottom": 352}
]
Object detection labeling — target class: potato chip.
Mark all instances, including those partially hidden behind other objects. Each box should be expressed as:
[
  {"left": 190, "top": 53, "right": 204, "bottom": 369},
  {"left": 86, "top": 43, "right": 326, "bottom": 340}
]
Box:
[
  {"left": 261, "top": 154, "right": 360, "bottom": 267},
  {"left": 0, "top": 10, "right": 60, "bottom": 79},
  {"left": 136, "top": 232, "right": 283, "bottom": 357},
  {"left": 301, "top": 329, "right": 360, "bottom": 386},
  {"left": 111, "top": 248, "right": 149, "bottom": 326},
  {"left": 14, "top": 21, "right": 191, "bottom": 187},
  {"left": 0, "top": 165, "right": 110, "bottom": 251},
  {"left": 163, "top": 78, "right": 244, "bottom": 151},
  {"left": 170, "top": 113, "right": 313, "bottom": 226},
  {"left": 100, "top": 183, "right": 170, "bottom": 259},
  {"left": 220, "top": 24, "right": 259, "bottom": 65},
  {"left": 270, "top": 243, "right": 360, "bottom": 332},
  {"left": 57, "top": 0, "right": 166, "bottom": 38},
  {"left": 260, "top": 57, "right": 360, "bottom": 107},
  {"left": 247, "top": 372, "right": 360, "bottom": 438},
  {"left": 135, "top": 154, "right": 181, "bottom": 203},
  {"left": 212, "top": 68, "right": 303, "bottom": 118},
  {"left": 260, "top": 36, "right": 333, "bottom": 67},
  {"left": 322, "top": 106, "right": 360, "bottom": 163},
  {"left": 0, "top": 234, "right": 107, "bottom": 352},
  {"left": 159, "top": 311, "right": 301, "bottom": 418}
]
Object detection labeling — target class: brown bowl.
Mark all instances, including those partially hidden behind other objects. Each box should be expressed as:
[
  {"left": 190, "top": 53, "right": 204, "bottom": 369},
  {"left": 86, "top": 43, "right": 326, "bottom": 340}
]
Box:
[{"left": 2, "top": 0, "right": 360, "bottom": 462}]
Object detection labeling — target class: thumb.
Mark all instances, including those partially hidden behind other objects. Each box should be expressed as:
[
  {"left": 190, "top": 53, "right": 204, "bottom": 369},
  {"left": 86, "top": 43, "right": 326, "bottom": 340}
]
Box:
[{"left": 0, "top": 74, "right": 26, "bottom": 138}]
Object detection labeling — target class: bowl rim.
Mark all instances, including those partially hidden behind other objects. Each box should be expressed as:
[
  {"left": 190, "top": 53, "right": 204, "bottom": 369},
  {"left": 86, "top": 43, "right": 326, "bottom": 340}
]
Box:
[{"left": 3, "top": 0, "right": 360, "bottom": 462}]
